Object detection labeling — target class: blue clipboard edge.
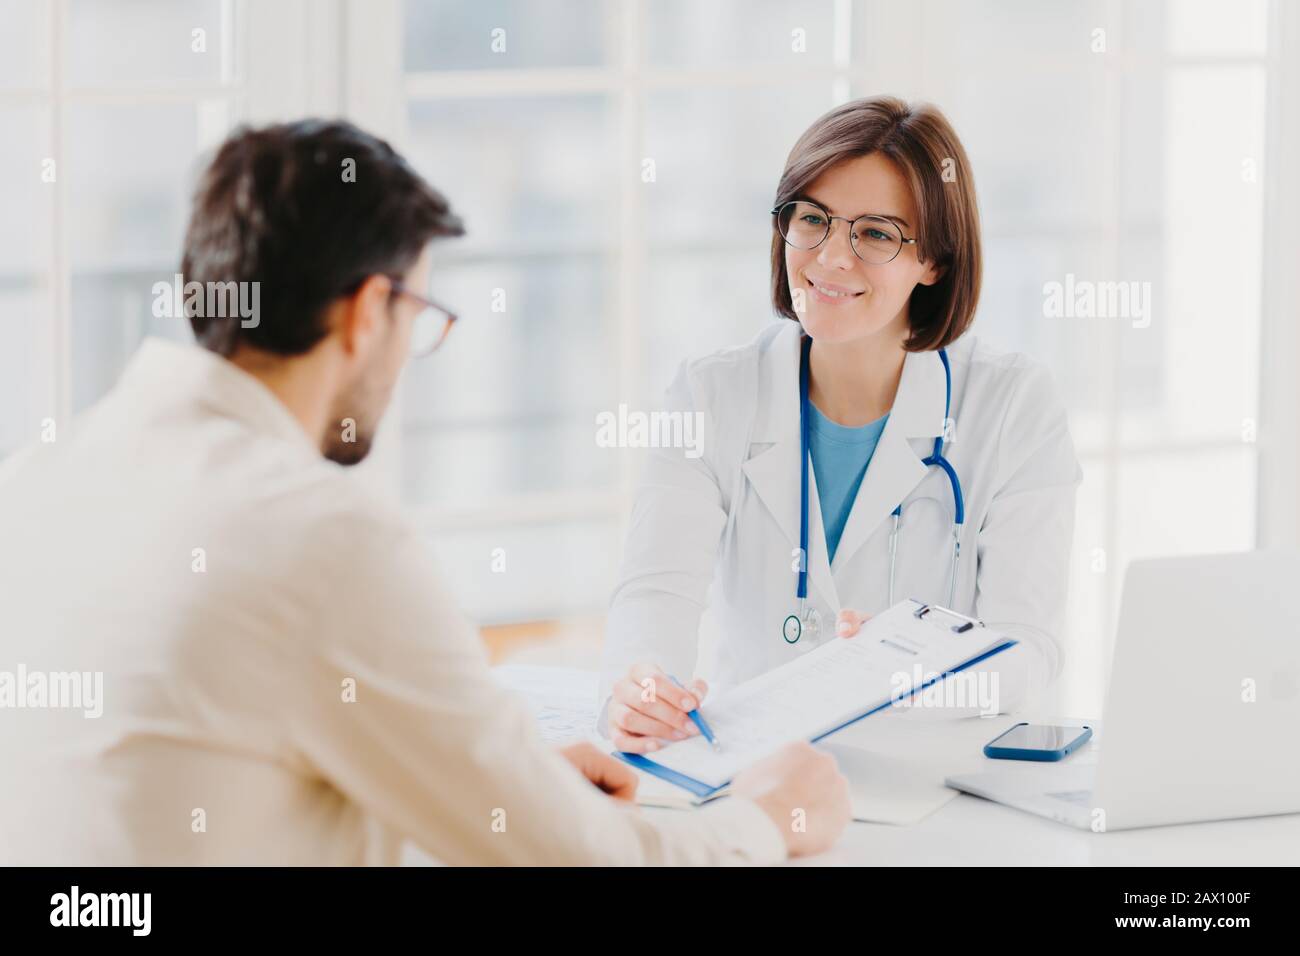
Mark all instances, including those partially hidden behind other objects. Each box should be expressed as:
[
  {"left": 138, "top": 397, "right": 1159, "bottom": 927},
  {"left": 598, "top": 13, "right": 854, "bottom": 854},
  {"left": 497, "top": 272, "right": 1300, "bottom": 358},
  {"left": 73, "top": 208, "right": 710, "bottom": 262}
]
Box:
[
  {"left": 616, "top": 639, "right": 1018, "bottom": 797},
  {"left": 617, "top": 752, "right": 726, "bottom": 798}
]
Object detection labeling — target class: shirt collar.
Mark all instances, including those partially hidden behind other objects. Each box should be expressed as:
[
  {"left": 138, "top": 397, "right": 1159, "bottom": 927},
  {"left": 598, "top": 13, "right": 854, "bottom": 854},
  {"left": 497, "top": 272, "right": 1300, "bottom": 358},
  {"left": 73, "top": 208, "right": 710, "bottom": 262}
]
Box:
[{"left": 119, "top": 337, "right": 321, "bottom": 455}]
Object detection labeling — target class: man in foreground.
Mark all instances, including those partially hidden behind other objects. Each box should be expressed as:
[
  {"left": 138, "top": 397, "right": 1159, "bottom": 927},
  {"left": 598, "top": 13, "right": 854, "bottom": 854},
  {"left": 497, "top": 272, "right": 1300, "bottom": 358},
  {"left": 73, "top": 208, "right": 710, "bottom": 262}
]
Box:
[{"left": 0, "top": 119, "right": 849, "bottom": 865}]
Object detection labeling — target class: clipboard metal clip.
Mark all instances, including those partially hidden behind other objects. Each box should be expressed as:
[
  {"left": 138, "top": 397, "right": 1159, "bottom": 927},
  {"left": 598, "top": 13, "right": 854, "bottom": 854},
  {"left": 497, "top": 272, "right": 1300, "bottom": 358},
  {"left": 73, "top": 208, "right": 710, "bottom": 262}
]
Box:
[{"left": 912, "top": 602, "right": 984, "bottom": 634}]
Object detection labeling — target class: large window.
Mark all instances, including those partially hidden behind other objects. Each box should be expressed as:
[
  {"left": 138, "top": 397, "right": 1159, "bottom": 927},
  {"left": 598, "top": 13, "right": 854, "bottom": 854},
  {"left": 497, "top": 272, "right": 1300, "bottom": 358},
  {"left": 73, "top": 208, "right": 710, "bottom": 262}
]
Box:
[
  {"left": 393, "top": 0, "right": 1272, "bottom": 714},
  {"left": 0, "top": 0, "right": 241, "bottom": 453},
  {"left": 0, "top": 0, "right": 1284, "bottom": 717}
]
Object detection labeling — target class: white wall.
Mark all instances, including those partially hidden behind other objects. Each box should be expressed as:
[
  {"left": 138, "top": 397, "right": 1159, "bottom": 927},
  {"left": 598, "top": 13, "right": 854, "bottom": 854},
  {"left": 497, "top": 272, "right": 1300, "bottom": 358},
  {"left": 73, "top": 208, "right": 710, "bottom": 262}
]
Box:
[{"left": 1, "top": 0, "right": 1296, "bottom": 717}]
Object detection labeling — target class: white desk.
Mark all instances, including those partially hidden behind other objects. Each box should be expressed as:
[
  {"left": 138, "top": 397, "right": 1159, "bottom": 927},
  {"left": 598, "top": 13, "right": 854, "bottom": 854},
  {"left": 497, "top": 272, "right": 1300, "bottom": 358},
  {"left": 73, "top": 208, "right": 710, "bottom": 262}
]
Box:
[
  {"left": 495, "top": 665, "right": 1300, "bottom": 866},
  {"left": 770, "top": 792, "right": 1300, "bottom": 866}
]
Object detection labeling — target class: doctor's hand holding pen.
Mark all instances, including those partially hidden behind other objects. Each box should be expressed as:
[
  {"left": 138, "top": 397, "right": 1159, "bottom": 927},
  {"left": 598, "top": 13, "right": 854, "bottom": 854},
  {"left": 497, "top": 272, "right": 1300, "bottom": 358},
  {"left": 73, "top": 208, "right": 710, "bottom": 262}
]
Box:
[
  {"left": 608, "top": 609, "right": 872, "bottom": 754},
  {"left": 607, "top": 665, "right": 710, "bottom": 754}
]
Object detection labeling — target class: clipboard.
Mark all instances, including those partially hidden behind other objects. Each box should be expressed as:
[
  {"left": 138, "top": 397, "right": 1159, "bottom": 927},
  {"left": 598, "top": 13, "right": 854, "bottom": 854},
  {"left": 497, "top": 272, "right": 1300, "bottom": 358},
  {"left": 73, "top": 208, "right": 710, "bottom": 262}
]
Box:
[{"left": 616, "top": 600, "right": 1017, "bottom": 797}]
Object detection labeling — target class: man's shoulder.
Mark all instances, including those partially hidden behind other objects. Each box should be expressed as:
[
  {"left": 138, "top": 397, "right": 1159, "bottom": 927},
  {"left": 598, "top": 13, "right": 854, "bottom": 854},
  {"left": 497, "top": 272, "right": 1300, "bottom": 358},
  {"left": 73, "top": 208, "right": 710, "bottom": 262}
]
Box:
[{"left": 250, "top": 462, "right": 415, "bottom": 555}]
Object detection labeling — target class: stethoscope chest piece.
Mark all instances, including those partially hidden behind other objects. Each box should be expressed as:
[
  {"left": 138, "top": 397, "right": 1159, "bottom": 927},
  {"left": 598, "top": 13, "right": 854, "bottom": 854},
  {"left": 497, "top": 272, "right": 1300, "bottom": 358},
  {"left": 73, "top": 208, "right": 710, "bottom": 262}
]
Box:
[
  {"left": 782, "top": 607, "right": 820, "bottom": 645},
  {"left": 782, "top": 613, "right": 801, "bottom": 644}
]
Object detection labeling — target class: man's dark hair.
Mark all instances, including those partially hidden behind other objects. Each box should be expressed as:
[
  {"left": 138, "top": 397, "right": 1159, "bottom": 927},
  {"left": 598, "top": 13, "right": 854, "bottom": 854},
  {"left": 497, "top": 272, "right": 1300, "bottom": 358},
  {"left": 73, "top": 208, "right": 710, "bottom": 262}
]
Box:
[{"left": 181, "top": 119, "right": 464, "bottom": 356}]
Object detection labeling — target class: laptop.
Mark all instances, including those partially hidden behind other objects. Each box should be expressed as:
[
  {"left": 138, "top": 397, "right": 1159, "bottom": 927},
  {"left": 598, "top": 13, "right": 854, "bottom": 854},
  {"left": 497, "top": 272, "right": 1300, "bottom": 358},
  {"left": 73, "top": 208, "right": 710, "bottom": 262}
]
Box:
[{"left": 946, "top": 552, "right": 1300, "bottom": 831}]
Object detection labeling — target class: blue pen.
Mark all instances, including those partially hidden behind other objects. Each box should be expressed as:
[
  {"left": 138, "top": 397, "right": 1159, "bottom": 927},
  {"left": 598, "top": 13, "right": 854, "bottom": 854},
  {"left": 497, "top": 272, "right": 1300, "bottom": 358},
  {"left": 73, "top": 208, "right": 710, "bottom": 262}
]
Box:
[{"left": 670, "top": 675, "right": 721, "bottom": 752}]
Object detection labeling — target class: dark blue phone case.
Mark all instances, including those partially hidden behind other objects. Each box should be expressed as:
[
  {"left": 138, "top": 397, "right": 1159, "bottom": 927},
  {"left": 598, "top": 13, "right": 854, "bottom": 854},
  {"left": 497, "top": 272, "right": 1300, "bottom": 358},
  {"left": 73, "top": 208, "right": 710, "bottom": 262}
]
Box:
[{"left": 983, "top": 722, "right": 1093, "bottom": 761}]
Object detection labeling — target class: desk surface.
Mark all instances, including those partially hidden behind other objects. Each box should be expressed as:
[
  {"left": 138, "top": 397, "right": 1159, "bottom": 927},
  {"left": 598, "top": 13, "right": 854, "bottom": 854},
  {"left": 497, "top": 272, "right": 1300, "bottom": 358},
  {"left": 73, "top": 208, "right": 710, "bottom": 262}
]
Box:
[
  {"left": 644, "top": 791, "right": 1300, "bottom": 866},
  {"left": 495, "top": 665, "right": 1300, "bottom": 866},
  {"left": 803, "top": 793, "right": 1300, "bottom": 866},
  {"left": 794, "top": 704, "right": 1299, "bottom": 865}
]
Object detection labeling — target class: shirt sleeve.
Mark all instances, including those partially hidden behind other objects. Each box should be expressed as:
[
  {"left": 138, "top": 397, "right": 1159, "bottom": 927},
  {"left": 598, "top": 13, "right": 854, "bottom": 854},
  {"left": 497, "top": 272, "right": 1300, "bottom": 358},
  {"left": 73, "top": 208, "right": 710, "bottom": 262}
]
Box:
[
  {"left": 285, "top": 501, "right": 785, "bottom": 866},
  {"left": 972, "top": 359, "right": 1083, "bottom": 713},
  {"left": 598, "top": 359, "right": 729, "bottom": 730}
]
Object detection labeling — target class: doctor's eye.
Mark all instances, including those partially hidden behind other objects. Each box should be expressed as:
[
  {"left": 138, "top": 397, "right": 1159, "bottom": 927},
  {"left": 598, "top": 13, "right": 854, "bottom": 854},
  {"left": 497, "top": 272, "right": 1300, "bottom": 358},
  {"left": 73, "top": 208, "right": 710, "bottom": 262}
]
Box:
[
  {"left": 854, "top": 220, "right": 900, "bottom": 243},
  {"left": 776, "top": 202, "right": 835, "bottom": 250},
  {"left": 851, "top": 218, "right": 905, "bottom": 263}
]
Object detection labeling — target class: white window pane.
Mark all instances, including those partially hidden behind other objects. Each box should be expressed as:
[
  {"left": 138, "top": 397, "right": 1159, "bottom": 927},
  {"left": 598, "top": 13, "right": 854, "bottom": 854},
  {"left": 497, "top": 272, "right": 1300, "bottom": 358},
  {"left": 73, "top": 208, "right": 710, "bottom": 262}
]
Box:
[
  {"left": 0, "top": 0, "right": 51, "bottom": 89},
  {"left": 70, "top": 272, "right": 193, "bottom": 411},
  {"left": 1061, "top": 455, "right": 1110, "bottom": 716},
  {"left": 937, "top": 69, "right": 1112, "bottom": 236},
  {"left": 1117, "top": 446, "right": 1256, "bottom": 562},
  {"left": 974, "top": 237, "right": 1118, "bottom": 452},
  {"left": 400, "top": 256, "right": 615, "bottom": 507},
  {"left": 426, "top": 519, "right": 620, "bottom": 624},
  {"left": 1166, "top": 0, "right": 1268, "bottom": 56},
  {"left": 67, "top": 102, "right": 211, "bottom": 270},
  {"left": 0, "top": 106, "right": 54, "bottom": 275},
  {"left": 642, "top": 250, "right": 772, "bottom": 406},
  {"left": 1089, "top": 446, "right": 1257, "bottom": 710},
  {"left": 67, "top": 0, "right": 231, "bottom": 87},
  {"left": 1113, "top": 66, "right": 1266, "bottom": 447},
  {"left": 402, "top": 96, "right": 616, "bottom": 511},
  {"left": 406, "top": 96, "right": 613, "bottom": 255},
  {"left": 0, "top": 105, "right": 57, "bottom": 444},
  {"left": 914, "top": 0, "right": 1108, "bottom": 69},
  {"left": 645, "top": 0, "right": 838, "bottom": 67},
  {"left": 0, "top": 286, "right": 52, "bottom": 455},
  {"left": 643, "top": 84, "right": 837, "bottom": 246},
  {"left": 403, "top": 0, "right": 607, "bottom": 72},
  {"left": 404, "top": 416, "right": 617, "bottom": 510},
  {"left": 66, "top": 101, "right": 227, "bottom": 411}
]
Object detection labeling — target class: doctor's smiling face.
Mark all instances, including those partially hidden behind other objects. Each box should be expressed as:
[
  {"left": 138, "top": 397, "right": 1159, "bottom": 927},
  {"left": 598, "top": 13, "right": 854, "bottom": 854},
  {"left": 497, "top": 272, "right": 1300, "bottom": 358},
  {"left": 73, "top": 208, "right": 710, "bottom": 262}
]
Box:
[
  {"left": 770, "top": 96, "right": 981, "bottom": 359},
  {"left": 784, "top": 152, "right": 943, "bottom": 347}
]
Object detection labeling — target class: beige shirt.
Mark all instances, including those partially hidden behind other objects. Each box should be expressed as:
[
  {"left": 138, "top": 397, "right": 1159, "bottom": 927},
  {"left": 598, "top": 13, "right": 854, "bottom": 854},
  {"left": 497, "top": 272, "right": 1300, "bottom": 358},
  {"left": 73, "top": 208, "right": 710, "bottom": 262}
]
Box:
[{"left": 0, "top": 339, "right": 786, "bottom": 866}]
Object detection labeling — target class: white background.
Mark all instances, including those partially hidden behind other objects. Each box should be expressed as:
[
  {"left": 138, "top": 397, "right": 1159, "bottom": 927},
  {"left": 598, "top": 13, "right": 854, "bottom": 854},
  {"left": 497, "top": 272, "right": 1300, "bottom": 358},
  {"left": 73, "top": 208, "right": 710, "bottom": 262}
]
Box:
[{"left": 1, "top": 0, "right": 1298, "bottom": 717}]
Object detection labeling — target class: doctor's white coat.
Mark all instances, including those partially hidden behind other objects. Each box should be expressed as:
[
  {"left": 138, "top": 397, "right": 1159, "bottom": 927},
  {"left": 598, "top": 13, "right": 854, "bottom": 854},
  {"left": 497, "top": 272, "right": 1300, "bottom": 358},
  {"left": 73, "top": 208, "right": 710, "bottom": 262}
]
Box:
[{"left": 599, "top": 320, "right": 1083, "bottom": 719}]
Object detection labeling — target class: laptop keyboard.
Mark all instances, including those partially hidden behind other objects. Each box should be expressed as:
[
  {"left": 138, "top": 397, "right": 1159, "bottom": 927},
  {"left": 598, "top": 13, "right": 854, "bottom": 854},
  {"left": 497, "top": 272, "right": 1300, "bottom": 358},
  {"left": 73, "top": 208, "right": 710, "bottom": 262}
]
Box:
[{"left": 1048, "top": 789, "right": 1094, "bottom": 806}]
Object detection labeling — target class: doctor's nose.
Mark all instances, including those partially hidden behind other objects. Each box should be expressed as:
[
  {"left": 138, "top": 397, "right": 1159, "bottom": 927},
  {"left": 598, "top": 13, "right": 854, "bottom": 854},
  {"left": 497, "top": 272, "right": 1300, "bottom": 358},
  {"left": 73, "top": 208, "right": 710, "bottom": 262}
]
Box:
[{"left": 816, "top": 219, "right": 859, "bottom": 271}]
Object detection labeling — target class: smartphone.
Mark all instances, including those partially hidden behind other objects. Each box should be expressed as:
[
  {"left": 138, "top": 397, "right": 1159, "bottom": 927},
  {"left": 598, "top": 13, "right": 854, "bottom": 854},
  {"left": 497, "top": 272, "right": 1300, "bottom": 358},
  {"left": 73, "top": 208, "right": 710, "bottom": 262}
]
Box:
[{"left": 983, "top": 722, "right": 1092, "bottom": 762}]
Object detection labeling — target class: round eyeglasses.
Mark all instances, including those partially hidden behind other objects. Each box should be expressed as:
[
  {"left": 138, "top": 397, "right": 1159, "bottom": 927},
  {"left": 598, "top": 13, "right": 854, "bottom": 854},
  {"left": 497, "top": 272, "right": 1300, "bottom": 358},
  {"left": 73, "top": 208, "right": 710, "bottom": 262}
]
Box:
[
  {"left": 772, "top": 200, "right": 917, "bottom": 265},
  {"left": 389, "top": 281, "right": 458, "bottom": 358}
]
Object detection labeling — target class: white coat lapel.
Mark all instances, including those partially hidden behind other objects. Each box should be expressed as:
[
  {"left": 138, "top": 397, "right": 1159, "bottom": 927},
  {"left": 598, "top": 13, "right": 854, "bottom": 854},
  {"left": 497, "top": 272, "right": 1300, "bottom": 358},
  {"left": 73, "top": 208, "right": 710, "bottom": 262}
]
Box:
[
  {"left": 740, "top": 323, "right": 840, "bottom": 609},
  {"left": 829, "top": 347, "right": 950, "bottom": 574}
]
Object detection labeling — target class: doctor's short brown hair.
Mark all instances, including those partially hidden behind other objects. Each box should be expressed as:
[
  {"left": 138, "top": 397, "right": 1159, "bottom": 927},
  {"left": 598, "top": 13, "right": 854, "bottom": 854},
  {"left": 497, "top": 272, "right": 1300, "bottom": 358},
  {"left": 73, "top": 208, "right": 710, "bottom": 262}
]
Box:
[{"left": 770, "top": 96, "right": 981, "bottom": 352}]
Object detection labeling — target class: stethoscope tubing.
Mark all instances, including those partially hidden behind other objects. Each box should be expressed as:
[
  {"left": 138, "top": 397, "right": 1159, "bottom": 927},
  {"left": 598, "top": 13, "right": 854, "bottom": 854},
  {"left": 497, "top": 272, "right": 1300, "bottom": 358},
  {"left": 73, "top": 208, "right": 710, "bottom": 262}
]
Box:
[{"left": 792, "top": 334, "right": 964, "bottom": 638}]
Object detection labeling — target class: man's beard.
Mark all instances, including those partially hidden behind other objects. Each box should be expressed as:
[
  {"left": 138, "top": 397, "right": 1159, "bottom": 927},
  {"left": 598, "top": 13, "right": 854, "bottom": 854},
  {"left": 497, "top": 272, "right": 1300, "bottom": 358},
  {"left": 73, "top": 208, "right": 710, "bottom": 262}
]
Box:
[
  {"left": 323, "top": 427, "right": 374, "bottom": 466},
  {"left": 322, "top": 381, "right": 377, "bottom": 466}
]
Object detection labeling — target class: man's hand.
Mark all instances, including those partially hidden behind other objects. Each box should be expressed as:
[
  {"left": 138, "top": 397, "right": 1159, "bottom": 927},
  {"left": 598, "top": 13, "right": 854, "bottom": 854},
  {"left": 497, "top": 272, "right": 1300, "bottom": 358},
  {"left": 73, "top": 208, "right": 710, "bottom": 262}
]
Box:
[
  {"left": 731, "top": 742, "right": 851, "bottom": 858},
  {"left": 558, "top": 742, "right": 639, "bottom": 802}
]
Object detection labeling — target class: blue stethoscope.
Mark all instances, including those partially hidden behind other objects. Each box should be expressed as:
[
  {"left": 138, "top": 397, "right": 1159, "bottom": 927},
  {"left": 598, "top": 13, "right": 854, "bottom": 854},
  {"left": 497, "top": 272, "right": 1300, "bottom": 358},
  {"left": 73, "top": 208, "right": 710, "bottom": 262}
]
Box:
[{"left": 782, "top": 335, "right": 965, "bottom": 645}]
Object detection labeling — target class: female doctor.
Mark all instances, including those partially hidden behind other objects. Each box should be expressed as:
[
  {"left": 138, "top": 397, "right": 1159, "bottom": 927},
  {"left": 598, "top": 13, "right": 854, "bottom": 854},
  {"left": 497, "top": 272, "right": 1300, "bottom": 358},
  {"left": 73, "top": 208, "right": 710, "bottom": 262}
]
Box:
[{"left": 599, "top": 96, "right": 1082, "bottom": 753}]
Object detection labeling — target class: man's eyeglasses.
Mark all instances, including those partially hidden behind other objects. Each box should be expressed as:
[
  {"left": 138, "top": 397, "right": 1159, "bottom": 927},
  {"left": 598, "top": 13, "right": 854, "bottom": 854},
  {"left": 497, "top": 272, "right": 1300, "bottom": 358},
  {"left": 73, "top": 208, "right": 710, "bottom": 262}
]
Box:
[
  {"left": 388, "top": 281, "right": 458, "bottom": 358},
  {"left": 771, "top": 199, "right": 918, "bottom": 265}
]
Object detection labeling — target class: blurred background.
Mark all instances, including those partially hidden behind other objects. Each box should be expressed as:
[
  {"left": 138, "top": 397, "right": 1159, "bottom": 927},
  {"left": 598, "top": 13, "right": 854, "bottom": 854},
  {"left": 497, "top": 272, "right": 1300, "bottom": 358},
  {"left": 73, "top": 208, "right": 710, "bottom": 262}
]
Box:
[{"left": 1, "top": 0, "right": 1297, "bottom": 717}]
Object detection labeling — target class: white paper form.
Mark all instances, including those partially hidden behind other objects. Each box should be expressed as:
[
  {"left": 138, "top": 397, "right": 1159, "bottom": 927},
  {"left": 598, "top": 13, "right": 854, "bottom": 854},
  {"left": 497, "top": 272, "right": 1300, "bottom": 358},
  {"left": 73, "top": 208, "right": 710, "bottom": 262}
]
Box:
[
  {"left": 645, "top": 600, "right": 1015, "bottom": 789},
  {"left": 492, "top": 664, "right": 598, "bottom": 743}
]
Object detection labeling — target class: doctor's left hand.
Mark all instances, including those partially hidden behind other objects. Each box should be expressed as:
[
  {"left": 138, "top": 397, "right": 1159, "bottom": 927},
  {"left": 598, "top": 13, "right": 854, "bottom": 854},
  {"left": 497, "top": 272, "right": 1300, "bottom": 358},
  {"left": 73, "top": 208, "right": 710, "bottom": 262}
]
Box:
[{"left": 836, "top": 609, "right": 871, "bottom": 638}]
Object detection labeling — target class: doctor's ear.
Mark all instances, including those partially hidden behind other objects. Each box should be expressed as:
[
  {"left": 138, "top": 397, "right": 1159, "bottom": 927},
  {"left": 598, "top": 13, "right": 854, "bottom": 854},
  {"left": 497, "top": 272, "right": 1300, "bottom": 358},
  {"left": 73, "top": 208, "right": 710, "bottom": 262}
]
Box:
[{"left": 917, "top": 258, "right": 946, "bottom": 287}]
